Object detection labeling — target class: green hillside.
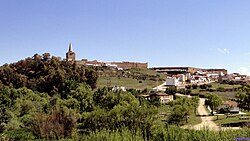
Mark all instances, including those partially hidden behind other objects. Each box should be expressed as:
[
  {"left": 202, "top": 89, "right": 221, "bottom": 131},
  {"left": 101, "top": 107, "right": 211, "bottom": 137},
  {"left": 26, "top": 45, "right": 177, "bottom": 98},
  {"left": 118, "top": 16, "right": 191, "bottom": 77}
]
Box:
[{"left": 96, "top": 68, "right": 166, "bottom": 90}]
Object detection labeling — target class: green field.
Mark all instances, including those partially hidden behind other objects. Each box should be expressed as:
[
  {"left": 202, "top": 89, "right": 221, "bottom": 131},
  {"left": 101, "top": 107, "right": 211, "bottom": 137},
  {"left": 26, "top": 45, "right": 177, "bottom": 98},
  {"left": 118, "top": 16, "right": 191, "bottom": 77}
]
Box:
[
  {"left": 210, "top": 83, "right": 241, "bottom": 89},
  {"left": 97, "top": 76, "right": 161, "bottom": 90},
  {"left": 214, "top": 114, "right": 250, "bottom": 126},
  {"left": 198, "top": 91, "right": 237, "bottom": 100},
  {"left": 96, "top": 68, "right": 166, "bottom": 90},
  {"left": 190, "top": 82, "right": 241, "bottom": 100}
]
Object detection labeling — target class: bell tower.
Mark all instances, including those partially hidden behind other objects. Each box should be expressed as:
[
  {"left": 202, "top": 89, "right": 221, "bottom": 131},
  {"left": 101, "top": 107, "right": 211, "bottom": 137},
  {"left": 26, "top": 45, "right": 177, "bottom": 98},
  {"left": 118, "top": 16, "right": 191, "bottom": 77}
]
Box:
[{"left": 66, "top": 43, "right": 76, "bottom": 62}]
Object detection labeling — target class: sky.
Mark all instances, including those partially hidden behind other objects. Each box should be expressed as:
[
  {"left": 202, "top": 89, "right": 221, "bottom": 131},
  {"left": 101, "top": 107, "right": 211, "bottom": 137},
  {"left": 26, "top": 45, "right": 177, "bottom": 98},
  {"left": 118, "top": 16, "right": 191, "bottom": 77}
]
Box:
[{"left": 1, "top": 0, "right": 250, "bottom": 75}]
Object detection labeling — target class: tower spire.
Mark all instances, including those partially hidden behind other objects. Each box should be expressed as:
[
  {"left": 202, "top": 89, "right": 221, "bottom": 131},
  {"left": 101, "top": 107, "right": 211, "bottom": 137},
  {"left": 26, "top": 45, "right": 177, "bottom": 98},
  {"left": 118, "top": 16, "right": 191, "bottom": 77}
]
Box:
[
  {"left": 69, "top": 43, "right": 73, "bottom": 52},
  {"left": 66, "top": 43, "right": 76, "bottom": 62}
]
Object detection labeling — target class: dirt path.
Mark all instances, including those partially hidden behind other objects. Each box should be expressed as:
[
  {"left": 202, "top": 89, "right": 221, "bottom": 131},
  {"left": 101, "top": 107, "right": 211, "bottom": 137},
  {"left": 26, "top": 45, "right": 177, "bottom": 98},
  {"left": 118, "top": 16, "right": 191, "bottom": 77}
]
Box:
[
  {"left": 192, "top": 98, "right": 220, "bottom": 131},
  {"left": 182, "top": 97, "right": 241, "bottom": 131},
  {"left": 153, "top": 83, "right": 166, "bottom": 91},
  {"left": 181, "top": 98, "right": 220, "bottom": 131}
]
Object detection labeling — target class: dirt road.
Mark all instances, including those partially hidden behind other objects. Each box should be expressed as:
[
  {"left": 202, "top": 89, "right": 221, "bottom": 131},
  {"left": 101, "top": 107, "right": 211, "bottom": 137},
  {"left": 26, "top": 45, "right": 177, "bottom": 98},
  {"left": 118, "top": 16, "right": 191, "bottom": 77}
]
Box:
[{"left": 192, "top": 98, "right": 220, "bottom": 131}]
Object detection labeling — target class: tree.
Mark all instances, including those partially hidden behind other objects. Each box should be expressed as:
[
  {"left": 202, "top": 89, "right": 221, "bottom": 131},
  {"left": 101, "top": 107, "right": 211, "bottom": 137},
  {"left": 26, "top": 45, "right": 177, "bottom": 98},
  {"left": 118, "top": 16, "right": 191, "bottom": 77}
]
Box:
[
  {"left": 85, "top": 69, "right": 98, "bottom": 89},
  {"left": 168, "top": 97, "right": 199, "bottom": 124},
  {"left": 165, "top": 86, "right": 177, "bottom": 99},
  {"left": 149, "top": 96, "right": 161, "bottom": 107},
  {"left": 205, "top": 94, "right": 222, "bottom": 115},
  {"left": 70, "top": 84, "right": 94, "bottom": 112},
  {"left": 192, "top": 84, "right": 198, "bottom": 89},
  {"left": 191, "top": 96, "right": 199, "bottom": 115},
  {"left": 168, "top": 105, "right": 187, "bottom": 125},
  {"left": 165, "top": 86, "right": 177, "bottom": 95},
  {"left": 236, "top": 86, "right": 250, "bottom": 111},
  {"left": 0, "top": 53, "right": 98, "bottom": 95}
]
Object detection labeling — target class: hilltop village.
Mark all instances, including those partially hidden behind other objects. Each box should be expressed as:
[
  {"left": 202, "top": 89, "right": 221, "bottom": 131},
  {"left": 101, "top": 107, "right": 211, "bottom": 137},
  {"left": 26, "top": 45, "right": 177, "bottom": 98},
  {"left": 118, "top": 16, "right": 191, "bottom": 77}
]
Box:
[{"left": 65, "top": 43, "right": 248, "bottom": 87}]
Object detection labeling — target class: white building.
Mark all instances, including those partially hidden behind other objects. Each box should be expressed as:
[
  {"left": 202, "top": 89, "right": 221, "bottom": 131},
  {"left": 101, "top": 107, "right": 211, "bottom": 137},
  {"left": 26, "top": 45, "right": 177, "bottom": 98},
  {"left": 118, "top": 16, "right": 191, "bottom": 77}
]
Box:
[
  {"left": 112, "top": 86, "right": 126, "bottom": 92},
  {"left": 165, "top": 78, "right": 180, "bottom": 86},
  {"left": 177, "top": 74, "right": 186, "bottom": 84}
]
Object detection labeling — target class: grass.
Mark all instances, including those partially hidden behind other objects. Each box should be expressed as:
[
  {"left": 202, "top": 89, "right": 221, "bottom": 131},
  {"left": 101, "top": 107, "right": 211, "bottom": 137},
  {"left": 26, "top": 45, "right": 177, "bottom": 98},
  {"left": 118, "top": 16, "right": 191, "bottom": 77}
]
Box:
[
  {"left": 96, "top": 68, "right": 166, "bottom": 90},
  {"left": 190, "top": 82, "right": 240, "bottom": 100},
  {"left": 130, "top": 68, "right": 166, "bottom": 78},
  {"left": 97, "top": 76, "right": 159, "bottom": 90},
  {"left": 185, "top": 114, "right": 202, "bottom": 126},
  {"left": 81, "top": 126, "right": 250, "bottom": 141},
  {"left": 191, "top": 89, "right": 200, "bottom": 94},
  {"left": 213, "top": 114, "right": 245, "bottom": 125},
  {"left": 197, "top": 91, "right": 237, "bottom": 101},
  {"left": 157, "top": 104, "right": 202, "bottom": 126},
  {"left": 213, "top": 111, "right": 250, "bottom": 126},
  {"left": 210, "top": 83, "right": 241, "bottom": 89}
]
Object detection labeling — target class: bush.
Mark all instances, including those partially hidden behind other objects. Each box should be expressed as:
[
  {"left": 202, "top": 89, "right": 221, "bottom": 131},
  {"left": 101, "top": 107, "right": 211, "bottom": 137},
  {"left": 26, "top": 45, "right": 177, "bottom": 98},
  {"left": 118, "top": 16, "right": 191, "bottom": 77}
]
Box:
[
  {"left": 30, "top": 107, "right": 77, "bottom": 140},
  {"left": 198, "top": 93, "right": 207, "bottom": 98},
  {"left": 208, "top": 88, "right": 215, "bottom": 92},
  {"left": 185, "top": 85, "right": 191, "bottom": 90},
  {"left": 199, "top": 84, "right": 212, "bottom": 89},
  {"left": 217, "top": 87, "right": 225, "bottom": 92},
  {"left": 190, "top": 93, "right": 199, "bottom": 97},
  {"left": 192, "top": 84, "right": 198, "bottom": 89},
  {"left": 4, "top": 128, "right": 35, "bottom": 141},
  {"left": 177, "top": 88, "right": 185, "bottom": 94},
  {"left": 219, "top": 107, "right": 230, "bottom": 114},
  {"left": 165, "top": 86, "right": 177, "bottom": 95}
]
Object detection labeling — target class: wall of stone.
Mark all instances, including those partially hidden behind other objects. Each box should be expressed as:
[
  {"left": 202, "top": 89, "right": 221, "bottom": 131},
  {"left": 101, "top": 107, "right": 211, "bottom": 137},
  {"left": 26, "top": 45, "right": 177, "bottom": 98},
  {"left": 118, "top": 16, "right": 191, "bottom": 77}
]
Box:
[{"left": 111, "top": 62, "right": 148, "bottom": 69}]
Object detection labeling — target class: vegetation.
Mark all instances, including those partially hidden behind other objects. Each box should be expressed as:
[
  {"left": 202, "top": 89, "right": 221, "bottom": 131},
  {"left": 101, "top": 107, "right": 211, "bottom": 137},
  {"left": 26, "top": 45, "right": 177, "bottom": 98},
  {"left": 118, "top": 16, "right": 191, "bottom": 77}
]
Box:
[
  {"left": 97, "top": 76, "right": 159, "bottom": 90},
  {"left": 96, "top": 68, "right": 165, "bottom": 90},
  {"left": 186, "top": 82, "right": 241, "bottom": 101},
  {"left": 236, "top": 85, "right": 250, "bottom": 111},
  {"left": 213, "top": 114, "right": 250, "bottom": 125},
  {"left": 168, "top": 97, "right": 199, "bottom": 125},
  {"left": 80, "top": 125, "right": 250, "bottom": 141},
  {"left": 2, "top": 53, "right": 250, "bottom": 140},
  {"left": 205, "top": 94, "right": 222, "bottom": 114},
  {"left": 0, "top": 53, "right": 98, "bottom": 93}
]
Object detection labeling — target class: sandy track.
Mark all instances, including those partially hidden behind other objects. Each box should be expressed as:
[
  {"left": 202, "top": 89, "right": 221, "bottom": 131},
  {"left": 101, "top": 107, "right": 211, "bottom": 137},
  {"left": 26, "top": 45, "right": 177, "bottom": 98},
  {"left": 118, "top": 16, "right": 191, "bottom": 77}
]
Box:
[{"left": 192, "top": 98, "right": 220, "bottom": 131}]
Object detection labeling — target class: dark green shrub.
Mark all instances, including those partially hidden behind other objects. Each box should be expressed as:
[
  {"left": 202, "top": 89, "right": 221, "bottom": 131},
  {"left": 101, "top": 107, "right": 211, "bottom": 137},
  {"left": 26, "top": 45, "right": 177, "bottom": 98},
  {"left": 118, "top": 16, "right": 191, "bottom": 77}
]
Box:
[
  {"left": 5, "top": 128, "right": 35, "bottom": 141},
  {"left": 185, "top": 85, "right": 191, "bottom": 90},
  {"left": 219, "top": 107, "right": 230, "bottom": 114},
  {"left": 192, "top": 84, "right": 198, "bottom": 89},
  {"left": 217, "top": 87, "right": 225, "bottom": 92}
]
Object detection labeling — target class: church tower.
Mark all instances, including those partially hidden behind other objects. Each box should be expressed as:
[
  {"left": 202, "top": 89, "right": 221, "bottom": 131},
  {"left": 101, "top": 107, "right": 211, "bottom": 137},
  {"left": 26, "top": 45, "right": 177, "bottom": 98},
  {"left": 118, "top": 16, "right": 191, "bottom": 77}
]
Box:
[{"left": 66, "top": 43, "right": 76, "bottom": 62}]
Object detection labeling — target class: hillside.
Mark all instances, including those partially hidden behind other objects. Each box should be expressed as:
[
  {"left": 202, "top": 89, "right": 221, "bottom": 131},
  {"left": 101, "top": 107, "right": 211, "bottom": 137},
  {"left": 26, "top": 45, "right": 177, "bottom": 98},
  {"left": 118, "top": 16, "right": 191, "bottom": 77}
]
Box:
[
  {"left": 96, "top": 68, "right": 166, "bottom": 90},
  {"left": 0, "top": 53, "right": 98, "bottom": 94}
]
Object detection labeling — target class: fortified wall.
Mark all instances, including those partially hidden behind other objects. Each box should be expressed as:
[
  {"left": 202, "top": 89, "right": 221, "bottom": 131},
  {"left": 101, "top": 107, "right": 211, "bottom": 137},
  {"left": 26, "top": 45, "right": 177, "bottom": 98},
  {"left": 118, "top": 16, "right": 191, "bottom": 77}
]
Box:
[{"left": 111, "top": 62, "right": 148, "bottom": 69}]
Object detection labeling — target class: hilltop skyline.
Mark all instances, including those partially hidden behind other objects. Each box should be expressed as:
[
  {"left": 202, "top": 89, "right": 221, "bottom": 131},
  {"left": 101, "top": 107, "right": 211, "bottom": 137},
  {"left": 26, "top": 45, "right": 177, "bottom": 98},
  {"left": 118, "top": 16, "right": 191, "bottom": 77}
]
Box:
[{"left": 1, "top": 1, "right": 250, "bottom": 75}]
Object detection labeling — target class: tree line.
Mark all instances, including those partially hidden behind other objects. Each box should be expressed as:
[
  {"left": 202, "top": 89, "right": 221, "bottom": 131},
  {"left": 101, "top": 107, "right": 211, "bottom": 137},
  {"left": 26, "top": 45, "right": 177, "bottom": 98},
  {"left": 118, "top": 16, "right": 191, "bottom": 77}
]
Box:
[
  {"left": 0, "top": 53, "right": 98, "bottom": 94},
  {"left": 0, "top": 53, "right": 249, "bottom": 140}
]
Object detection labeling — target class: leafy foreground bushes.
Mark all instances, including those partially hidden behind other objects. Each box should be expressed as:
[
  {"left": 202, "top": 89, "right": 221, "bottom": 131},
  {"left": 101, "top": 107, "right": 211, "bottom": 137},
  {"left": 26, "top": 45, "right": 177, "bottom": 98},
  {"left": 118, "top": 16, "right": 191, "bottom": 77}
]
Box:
[
  {"left": 2, "top": 126, "right": 250, "bottom": 141},
  {"left": 82, "top": 126, "right": 250, "bottom": 141}
]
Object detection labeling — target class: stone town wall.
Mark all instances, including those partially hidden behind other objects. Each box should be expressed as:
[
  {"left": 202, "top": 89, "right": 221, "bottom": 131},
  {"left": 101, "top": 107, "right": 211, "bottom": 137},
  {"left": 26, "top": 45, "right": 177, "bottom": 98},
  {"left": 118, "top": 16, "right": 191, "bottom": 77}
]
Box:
[{"left": 111, "top": 62, "right": 148, "bottom": 69}]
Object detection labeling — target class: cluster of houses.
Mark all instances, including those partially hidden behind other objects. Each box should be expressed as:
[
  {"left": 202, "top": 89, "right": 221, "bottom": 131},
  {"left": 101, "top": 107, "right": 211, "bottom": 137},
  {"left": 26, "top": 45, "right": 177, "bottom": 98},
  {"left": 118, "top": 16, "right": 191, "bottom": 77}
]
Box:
[
  {"left": 151, "top": 67, "right": 228, "bottom": 87},
  {"left": 219, "top": 73, "right": 250, "bottom": 84},
  {"left": 138, "top": 93, "right": 174, "bottom": 104},
  {"left": 111, "top": 86, "right": 174, "bottom": 104}
]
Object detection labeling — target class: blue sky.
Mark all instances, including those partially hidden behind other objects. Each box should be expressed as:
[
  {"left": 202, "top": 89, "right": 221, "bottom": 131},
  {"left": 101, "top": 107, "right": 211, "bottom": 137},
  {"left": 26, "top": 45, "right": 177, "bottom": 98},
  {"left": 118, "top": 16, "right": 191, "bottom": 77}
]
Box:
[{"left": 1, "top": 0, "right": 250, "bottom": 74}]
